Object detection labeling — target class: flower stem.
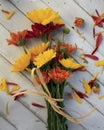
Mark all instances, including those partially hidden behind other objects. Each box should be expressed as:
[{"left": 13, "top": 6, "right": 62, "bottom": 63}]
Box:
[{"left": 46, "top": 81, "right": 68, "bottom": 130}]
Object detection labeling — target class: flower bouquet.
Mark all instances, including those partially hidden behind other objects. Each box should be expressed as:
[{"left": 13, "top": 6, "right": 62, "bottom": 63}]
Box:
[{"left": 6, "top": 8, "right": 86, "bottom": 130}]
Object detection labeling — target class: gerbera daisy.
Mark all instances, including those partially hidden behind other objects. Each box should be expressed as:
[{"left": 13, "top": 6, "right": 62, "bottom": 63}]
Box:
[
  {"left": 26, "top": 8, "right": 64, "bottom": 25},
  {"left": 59, "top": 58, "right": 83, "bottom": 69},
  {"left": 7, "top": 30, "right": 28, "bottom": 46},
  {"left": 28, "top": 42, "right": 49, "bottom": 60},
  {"left": 49, "top": 67, "right": 71, "bottom": 82},
  {"left": 12, "top": 52, "right": 31, "bottom": 72},
  {"left": 33, "top": 49, "right": 56, "bottom": 68}
]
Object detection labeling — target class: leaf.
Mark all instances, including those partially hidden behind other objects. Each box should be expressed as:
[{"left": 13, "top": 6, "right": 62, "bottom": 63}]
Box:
[{"left": 82, "top": 79, "right": 92, "bottom": 95}]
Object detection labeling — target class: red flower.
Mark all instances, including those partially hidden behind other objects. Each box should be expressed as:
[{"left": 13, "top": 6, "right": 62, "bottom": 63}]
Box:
[
  {"left": 26, "top": 22, "right": 64, "bottom": 38},
  {"left": 49, "top": 67, "right": 71, "bottom": 82}
]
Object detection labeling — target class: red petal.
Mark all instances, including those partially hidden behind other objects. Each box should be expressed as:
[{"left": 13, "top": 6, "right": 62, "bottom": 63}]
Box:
[
  {"left": 84, "top": 54, "right": 99, "bottom": 60},
  {"left": 32, "top": 102, "right": 45, "bottom": 108}
]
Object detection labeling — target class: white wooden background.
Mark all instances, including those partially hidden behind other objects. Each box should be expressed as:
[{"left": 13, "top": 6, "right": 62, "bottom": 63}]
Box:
[{"left": 0, "top": 0, "right": 104, "bottom": 130}]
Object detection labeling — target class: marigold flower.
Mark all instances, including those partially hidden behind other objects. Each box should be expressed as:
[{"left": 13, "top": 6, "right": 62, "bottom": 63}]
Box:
[
  {"left": 74, "top": 17, "right": 84, "bottom": 28},
  {"left": 33, "top": 49, "right": 56, "bottom": 68},
  {"left": 12, "top": 52, "right": 31, "bottom": 72},
  {"left": 49, "top": 67, "right": 70, "bottom": 82},
  {"left": 28, "top": 42, "right": 49, "bottom": 60},
  {"left": 59, "top": 58, "right": 83, "bottom": 69},
  {"left": 7, "top": 30, "right": 28, "bottom": 46},
  {"left": 0, "top": 78, "right": 9, "bottom": 93},
  {"left": 35, "top": 71, "right": 50, "bottom": 84},
  {"left": 26, "top": 8, "right": 64, "bottom": 25}
]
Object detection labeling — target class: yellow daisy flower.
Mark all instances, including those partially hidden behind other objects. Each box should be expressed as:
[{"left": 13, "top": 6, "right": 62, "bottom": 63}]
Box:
[
  {"left": 0, "top": 78, "right": 9, "bottom": 93},
  {"left": 28, "top": 42, "right": 49, "bottom": 60},
  {"left": 26, "top": 8, "right": 64, "bottom": 25},
  {"left": 33, "top": 49, "right": 56, "bottom": 68},
  {"left": 59, "top": 58, "right": 83, "bottom": 69},
  {"left": 12, "top": 52, "right": 31, "bottom": 72}
]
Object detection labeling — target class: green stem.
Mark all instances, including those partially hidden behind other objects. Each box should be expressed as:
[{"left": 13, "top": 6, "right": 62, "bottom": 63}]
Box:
[{"left": 46, "top": 81, "right": 68, "bottom": 130}]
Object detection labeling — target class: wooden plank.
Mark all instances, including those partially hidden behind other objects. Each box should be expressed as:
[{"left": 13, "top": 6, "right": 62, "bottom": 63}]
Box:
[
  {"left": 74, "top": 0, "right": 104, "bottom": 14},
  {"left": 0, "top": 92, "right": 46, "bottom": 130},
  {"left": 0, "top": 1, "right": 103, "bottom": 130},
  {"left": 0, "top": 117, "right": 17, "bottom": 130},
  {"left": 42, "top": 0, "right": 104, "bottom": 58}
]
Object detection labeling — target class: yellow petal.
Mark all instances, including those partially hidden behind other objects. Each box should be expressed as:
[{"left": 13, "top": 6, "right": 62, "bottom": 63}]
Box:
[
  {"left": 6, "top": 11, "right": 15, "bottom": 19},
  {"left": 9, "top": 85, "right": 20, "bottom": 94},
  {"left": 95, "top": 60, "right": 104, "bottom": 66},
  {"left": 33, "top": 49, "right": 56, "bottom": 68},
  {"left": 26, "top": 8, "right": 64, "bottom": 25},
  {"left": 98, "top": 95, "right": 104, "bottom": 100},
  {"left": 73, "top": 91, "right": 82, "bottom": 104},
  {"left": 28, "top": 42, "right": 49, "bottom": 57},
  {"left": 12, "top": 52, "right": 30, "bottom": 72},
  {"left": 0, "top": 78, "right": 9, "bottom": 93},
  {"left": 82, "top": 79, "right": 92, "bottom": 95},
  {"left": 59, "top": 58, "right": 83, "bottom": 69},
  {"left": 91, "top": 72, "right": 99, "bottom": 81}
]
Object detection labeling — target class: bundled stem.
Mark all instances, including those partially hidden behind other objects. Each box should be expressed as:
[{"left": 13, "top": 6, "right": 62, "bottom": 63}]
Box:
[{"left": 46, "top": 80, "right": 68, "bottom": 130}]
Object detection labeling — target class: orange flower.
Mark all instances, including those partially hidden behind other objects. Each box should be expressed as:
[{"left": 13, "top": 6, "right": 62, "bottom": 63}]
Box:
[
  {"left": 49, "top": 67, "right": 71, "bottom": 82},
  {"left": 53, "top": 44, "right": 77, "bottom": 54},
  {"left": 61, "top": 44, "right": 77, "bottom": 54},
  {"left": 74, "top": 17, "right": 84, "bottom": 28},
  {"left": 36, "top": 71, "right": 50, "bottom": 84},
  {"left": 7, "top": 30, "right": 28, "bottom": 46}
]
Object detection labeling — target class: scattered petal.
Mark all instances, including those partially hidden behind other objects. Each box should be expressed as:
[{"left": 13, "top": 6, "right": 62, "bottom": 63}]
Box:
[
  {"left": 73, "top": 91, "right": 82, "bottom": 104},
  {"left": 82, "top": 79, "right": 92, "bottom": 95},
  {"left": 0, "top": 78, "right": 9, "bottom": 93},
  {"left": 98, "top": 95, "right": 104, "bottom": 100},
  {"left": 9, "top": 85, "right": 20, "bottom": 94},
  {"left": 84, "top": 54, "right": 99, "bottom": 60},
  {"left": 32, "top": 102, "right": 45, "bottom": 108}
]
